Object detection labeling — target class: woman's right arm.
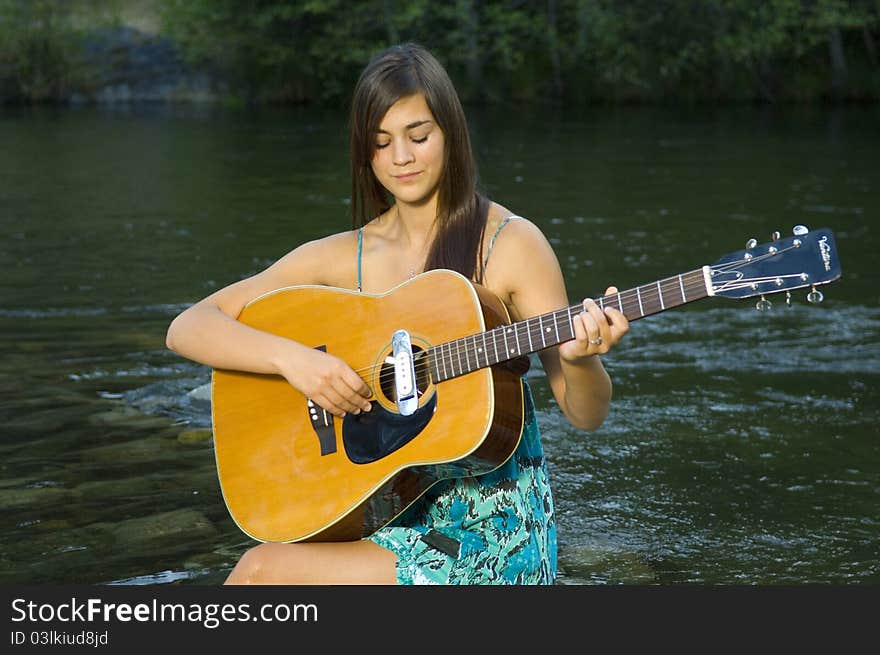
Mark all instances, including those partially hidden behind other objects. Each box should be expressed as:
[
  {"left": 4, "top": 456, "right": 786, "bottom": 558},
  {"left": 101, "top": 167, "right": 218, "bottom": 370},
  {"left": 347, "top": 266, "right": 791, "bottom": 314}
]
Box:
[{"left": 165, "top": 237, "right": 372, "bottom": 417}]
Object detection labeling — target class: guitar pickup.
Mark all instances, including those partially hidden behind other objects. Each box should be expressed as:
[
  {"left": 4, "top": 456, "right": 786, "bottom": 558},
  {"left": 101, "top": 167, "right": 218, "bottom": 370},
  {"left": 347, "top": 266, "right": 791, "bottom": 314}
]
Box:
[{"left": 391, "top": 329, "right": 419, "bottom": 416}]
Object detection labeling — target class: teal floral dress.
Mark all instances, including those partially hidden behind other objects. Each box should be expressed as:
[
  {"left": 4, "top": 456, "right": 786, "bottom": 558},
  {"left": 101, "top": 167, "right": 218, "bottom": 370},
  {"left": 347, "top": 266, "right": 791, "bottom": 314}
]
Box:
[{"left": 367, "top": 381, "right": 558, "bottom": 584}]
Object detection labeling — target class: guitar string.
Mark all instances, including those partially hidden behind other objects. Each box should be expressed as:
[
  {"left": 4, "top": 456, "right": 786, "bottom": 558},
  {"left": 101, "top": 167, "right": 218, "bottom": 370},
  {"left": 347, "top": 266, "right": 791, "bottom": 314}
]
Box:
[
  {"left": 710, "top": 243, "right": 798, "bottom": 273},
  {"left": 353, "top": 271, "right": 711, "bottom": 387},
  {"left": 360, "top": 256, "right": 803, "bottom": 390},
  {"left": 352, "top": 244, "right": 806, "bottom": 382},
  {"left": 360, "top": 273, "right": 710, "bottom": 384}
]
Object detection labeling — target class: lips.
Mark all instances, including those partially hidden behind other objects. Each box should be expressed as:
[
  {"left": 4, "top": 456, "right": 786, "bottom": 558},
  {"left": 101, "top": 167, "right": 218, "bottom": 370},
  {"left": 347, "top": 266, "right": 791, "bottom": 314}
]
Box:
[{"left": 393, "top": 171, "right": 422, "bottom": 181}]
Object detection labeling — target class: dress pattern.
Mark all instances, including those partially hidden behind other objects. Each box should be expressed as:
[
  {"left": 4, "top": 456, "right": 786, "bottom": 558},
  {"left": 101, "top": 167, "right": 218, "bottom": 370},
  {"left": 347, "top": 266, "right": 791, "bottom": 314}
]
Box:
[{"left": 367, "top": 382, "right": 557, "bottom": 584}]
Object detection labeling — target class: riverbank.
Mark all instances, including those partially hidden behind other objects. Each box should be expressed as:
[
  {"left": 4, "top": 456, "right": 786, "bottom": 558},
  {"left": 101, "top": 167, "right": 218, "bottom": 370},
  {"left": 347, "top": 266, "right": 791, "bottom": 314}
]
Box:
[{"left": 2, "top": 1, "right": 877, "bottom": 107}]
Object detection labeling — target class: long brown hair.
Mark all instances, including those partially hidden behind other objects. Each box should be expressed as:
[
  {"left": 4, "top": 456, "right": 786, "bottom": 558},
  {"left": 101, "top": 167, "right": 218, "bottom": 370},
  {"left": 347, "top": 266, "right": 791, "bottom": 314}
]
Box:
[{"left": 349, "top": 43, "right": 490, "bottom": 283}]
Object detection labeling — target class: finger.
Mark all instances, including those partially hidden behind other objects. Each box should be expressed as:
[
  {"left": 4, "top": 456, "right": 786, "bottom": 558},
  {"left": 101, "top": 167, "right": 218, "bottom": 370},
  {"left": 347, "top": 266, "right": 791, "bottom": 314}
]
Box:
[
  {"left": 604, "top": 306, "right": 630, "bottom": 339},
  {"left": 571, "top": 306, "right": 588, "bottom": 343},
  {"left": 600, "top": 287, "right": 627, "bottom": 327},
  {"left": 581, "top": 298, "right": 606, "bottom": 343},
  {"left": 583, "top": 297, "right": 609, "bottom": 326},
  {"left": 570, "top": 304, "right": 605, "bottom": 357},
  {"left": 339, "top": 369, "right": 373, "bottom": 410},
  {"left": 320, "top": 385, "right": 366, "bottom": 417},
  {"left": 601, "top": 286, "right": 622, "bottom": 315},
  {"left": 565, "top": 311, "right": 598, "bottom": 360},
  {"left": 340, "top": 366, "right": 372, "bottom": 397},
  {"left": 601, "top": 306, "right": 628, "bottom": 336}
]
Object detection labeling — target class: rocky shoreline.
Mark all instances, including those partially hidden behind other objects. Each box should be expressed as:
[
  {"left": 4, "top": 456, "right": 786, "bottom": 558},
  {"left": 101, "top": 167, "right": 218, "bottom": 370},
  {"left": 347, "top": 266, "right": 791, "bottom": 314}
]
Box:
[{"left": 2, "top": 26, "right": 225, "bottom": 106}]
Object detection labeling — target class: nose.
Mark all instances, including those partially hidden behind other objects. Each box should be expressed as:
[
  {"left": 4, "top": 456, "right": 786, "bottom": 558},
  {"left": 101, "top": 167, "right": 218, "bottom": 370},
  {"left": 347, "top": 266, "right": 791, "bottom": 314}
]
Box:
[{"left": 391, "top": 139, "right": 415, "bottom": 166}]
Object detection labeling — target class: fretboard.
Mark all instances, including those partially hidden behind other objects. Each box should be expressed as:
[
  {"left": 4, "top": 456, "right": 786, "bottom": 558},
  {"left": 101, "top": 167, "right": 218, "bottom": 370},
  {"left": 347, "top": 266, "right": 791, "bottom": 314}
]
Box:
[{"left": 428, "top": 268, "right": 709, "bottom": 383}]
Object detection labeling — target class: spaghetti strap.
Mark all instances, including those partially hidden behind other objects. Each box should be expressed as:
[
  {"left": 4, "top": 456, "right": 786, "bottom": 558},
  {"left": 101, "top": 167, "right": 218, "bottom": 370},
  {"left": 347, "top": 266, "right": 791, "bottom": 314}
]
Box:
[
  {"left": 356, "top": 227, "right": 364, "bottom": 292},
  {"left": 483, "top": 215, "right": 521, "bottom": 270}
]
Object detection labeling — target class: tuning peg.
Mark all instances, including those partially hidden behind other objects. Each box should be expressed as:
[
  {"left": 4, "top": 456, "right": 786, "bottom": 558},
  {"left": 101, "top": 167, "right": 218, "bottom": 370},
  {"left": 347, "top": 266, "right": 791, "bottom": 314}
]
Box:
[
  {"left": 770, "top": 230, "right": 781, "bottom": 241},
  {"left": 745, "top": 238, "right": 757, "bottom": 249},
  {"left": 807, "top": 285, "right": 824, "bottom": 304},
  {"left": 792, "top": 225, "right": 809, "bottom": 236},
  {"left": 756, "top": 294, "right": 772, "bottom": 311},
  {"left": 785, "top": 291, "right": 792, "bottom": 307}
]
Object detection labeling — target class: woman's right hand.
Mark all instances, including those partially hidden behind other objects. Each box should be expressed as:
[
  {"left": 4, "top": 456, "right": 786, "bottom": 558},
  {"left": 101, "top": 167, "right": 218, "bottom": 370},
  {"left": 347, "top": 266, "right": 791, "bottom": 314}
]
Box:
[{"left": 276, "top": 342, "right": 373, "bottom": 418}]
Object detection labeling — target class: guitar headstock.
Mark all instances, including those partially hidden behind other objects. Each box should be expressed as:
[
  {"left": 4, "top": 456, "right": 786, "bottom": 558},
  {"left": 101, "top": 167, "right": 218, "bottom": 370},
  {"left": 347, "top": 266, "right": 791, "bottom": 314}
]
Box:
[{"left": 710, "top": 226, "right": 842, "bottom": 308}]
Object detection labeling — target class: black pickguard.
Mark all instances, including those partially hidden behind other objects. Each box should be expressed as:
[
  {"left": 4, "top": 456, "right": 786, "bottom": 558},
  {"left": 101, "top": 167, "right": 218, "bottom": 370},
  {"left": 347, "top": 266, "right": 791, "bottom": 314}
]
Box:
[{"left": 342, "top": 394, "right": 437, "bottom": 464}]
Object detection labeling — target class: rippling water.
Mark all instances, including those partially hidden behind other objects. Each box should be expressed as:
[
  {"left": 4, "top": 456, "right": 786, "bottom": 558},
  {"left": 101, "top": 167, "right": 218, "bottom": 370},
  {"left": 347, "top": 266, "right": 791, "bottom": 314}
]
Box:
[{"left": 1, "top": 103, "right": 877, "bottom": 584}]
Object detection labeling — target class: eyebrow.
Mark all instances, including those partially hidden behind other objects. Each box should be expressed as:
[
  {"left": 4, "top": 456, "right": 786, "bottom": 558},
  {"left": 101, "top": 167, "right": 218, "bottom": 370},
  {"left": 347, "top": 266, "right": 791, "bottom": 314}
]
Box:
[{"left": 376, "top": 120, "right": 433, "bottom": 134}]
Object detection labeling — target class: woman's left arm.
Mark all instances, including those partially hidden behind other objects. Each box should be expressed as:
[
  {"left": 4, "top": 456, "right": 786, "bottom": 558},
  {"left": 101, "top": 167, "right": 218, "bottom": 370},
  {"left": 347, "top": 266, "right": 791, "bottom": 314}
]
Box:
[{"left": 484, "top": 217, "right": 629, "bottom": 432}]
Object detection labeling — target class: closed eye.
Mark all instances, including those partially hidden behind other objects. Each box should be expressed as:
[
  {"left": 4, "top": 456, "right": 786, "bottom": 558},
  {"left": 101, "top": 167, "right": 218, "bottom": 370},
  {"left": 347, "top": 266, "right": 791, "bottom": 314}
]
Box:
[{"left": 375, "top": 136, "right": 428, "bottom": 150}]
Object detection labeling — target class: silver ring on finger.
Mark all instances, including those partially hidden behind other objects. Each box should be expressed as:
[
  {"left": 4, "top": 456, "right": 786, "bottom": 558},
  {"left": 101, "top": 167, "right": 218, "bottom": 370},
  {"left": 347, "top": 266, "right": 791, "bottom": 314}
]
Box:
[{"left": 589, "top": 336, "right": 603, "bottom": 346}]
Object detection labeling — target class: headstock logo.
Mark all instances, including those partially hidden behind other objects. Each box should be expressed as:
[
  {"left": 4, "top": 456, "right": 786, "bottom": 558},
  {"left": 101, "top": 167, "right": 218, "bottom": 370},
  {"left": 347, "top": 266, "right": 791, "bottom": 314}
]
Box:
[{"left": 818, "top": 236, "right": 832, "bottom": 272}]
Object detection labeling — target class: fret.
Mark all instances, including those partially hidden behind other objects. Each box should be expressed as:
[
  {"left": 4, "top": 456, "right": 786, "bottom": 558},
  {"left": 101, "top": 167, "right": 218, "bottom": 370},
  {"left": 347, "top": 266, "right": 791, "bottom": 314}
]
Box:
[
  {"left": 525, "top": 317, "right": 534, "bottom": 351},
  {"left": 472, "top": 334, "right": 482, "bottom": 370},
  {"left": 636, "top": 287, "right": 645, "bottom": 316},
  {"left": 512, "top": 323, "right": 520, "bottom": 355},
  {"left": 429, "top": 351, "right": 439, "bottom": 382},
  {"left": 438, "top": 343, "right": 446, "bottom": 381},
  {"left": 457, "top": 339, "right": 467, "bottom": 373},
  {"left": 539, "top": 315, "right": 546, "bottom": 347},
  {"left": 656, "top": 280, "right": 665, "bottom": 310},
  {"left": 553, "top": 311, "right": 560, "bottom": 343},
  {"left": 566, "top": 307, "right": 574, "bottom": 339},
  {"left": 492, "top": 326, "right": 500, "bottom": 364},
  {"left": 480, "top": 331, "right": 489, "bottom": 367},
  {"left": 617, "top": 293, "right": 623, "bottom": 312},
  {"left": 678, "top": 274, "right": 687, "bottom": 303}
]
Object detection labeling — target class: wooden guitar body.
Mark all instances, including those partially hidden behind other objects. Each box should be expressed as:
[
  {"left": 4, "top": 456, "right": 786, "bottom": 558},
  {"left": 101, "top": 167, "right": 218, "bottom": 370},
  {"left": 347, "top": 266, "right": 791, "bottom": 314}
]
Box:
[{"left": 211, "top": 270, "right": 525, "bottom": 543}]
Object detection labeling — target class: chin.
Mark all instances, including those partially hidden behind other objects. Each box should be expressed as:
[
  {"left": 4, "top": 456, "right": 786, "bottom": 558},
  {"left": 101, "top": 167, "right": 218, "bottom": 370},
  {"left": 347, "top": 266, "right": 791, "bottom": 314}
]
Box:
[{"left": 395, "top": 185, "right": 440, "bottom": 207}]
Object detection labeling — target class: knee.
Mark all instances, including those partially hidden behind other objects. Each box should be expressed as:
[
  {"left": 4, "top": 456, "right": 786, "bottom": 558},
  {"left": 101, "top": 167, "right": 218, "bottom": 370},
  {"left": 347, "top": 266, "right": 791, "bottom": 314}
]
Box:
[{"left": 224, "top": 543, "right": 275, "bottom": 585}]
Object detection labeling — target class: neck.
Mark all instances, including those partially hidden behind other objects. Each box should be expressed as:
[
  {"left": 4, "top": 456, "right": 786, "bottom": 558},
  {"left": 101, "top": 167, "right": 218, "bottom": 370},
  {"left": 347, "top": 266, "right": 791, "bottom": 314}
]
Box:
[
  {"left": 427, "top": 267, "right": 712, "bottom": 383},
  {"left": 392, "top": 199, "right": 438, "bottom": 251}
]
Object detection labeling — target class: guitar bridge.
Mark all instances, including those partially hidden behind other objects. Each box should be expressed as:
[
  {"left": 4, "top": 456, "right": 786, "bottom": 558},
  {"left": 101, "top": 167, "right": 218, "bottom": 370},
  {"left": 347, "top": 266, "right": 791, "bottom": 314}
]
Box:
[{"left": 308, "top": 345, "right": 336, "bottom": 455}]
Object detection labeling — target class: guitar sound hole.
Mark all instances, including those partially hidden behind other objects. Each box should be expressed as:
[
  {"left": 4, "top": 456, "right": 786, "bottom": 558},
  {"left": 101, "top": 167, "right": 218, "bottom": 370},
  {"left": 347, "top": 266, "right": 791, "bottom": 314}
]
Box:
[{"left": 378, "top": 345, "right": 431, "bottom": 405}]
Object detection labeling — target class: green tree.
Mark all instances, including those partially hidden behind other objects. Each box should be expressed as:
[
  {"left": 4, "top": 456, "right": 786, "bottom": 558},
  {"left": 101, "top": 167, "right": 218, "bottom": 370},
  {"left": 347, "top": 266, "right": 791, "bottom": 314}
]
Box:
[{"left": 0, "top": 0, "right": 119, "bottom": 102}]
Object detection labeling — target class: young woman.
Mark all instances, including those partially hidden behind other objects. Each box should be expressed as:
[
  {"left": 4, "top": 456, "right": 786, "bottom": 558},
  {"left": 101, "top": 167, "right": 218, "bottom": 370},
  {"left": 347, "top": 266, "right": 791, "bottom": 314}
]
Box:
[{"left": 166, "top": 43, "right": 629, "bottom": 585}]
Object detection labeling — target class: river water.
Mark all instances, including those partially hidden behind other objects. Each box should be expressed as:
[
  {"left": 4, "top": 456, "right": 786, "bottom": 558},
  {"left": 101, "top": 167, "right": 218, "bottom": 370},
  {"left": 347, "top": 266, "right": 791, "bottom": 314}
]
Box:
[{"left": 1, "top": 103, "right": 877, "bottom": 585}]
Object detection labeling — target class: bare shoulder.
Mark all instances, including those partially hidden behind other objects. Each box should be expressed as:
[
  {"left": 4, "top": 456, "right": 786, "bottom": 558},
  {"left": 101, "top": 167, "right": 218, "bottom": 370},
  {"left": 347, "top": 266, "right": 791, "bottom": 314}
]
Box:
[
  {"left": 484, "top": 203, "right": 548, "bottom": 247},
  {"left": 483, "top": 203, "right": 557, "bottom": 274},
  {"left": 482, "top": 203, "right": 567, "bottom": 320},
  {"left": 203, "top": 229, "right": 359, "bottom": 319},
  {"left": 272, "top": 229, "right": 360, "bottom": 288}
]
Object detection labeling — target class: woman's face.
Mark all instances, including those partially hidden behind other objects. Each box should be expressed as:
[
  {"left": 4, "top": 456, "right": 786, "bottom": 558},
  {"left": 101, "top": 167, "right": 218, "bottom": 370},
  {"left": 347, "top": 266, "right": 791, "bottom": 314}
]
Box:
[{"left": 371, "top": 93, "right": 445, "bottom": 208}]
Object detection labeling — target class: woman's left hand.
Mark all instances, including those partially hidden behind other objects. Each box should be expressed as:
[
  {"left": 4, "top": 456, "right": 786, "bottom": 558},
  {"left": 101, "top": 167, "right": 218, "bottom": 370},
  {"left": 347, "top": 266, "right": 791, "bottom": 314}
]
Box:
[{"left": 558, "top": 286, "right": 629, "bottom": 363}]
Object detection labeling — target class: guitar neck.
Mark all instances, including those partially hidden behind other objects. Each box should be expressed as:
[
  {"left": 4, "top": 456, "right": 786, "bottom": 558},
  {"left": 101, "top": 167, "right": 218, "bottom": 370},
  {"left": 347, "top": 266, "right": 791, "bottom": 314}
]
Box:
[{"left": 428, "top": 267, "right": 710, "bottom": 383}]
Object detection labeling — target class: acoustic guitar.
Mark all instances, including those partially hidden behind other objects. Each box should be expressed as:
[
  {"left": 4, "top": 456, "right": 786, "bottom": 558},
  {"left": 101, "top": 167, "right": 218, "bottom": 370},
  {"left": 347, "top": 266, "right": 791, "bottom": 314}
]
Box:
[{"left": 210, "top": 226, "right": 842, "bottom": 543}]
